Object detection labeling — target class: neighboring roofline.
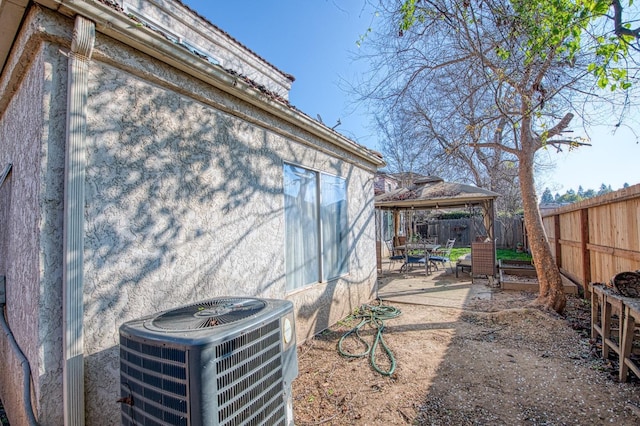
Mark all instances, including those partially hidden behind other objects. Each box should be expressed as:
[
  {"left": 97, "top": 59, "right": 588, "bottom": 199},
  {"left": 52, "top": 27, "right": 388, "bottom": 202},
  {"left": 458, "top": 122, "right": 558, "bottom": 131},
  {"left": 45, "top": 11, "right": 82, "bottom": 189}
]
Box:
[
  {"left": 173, "top": 0, "right": 295, "bottom": 83},
  {"left": 0, "top": 0, "right": 385, "bottom": 168},
  {"left": 374, "top": 180, "right": 500, "bottom": 210},
  {"left": 375, "top": 194, "right": 498, "bottom": 210}
]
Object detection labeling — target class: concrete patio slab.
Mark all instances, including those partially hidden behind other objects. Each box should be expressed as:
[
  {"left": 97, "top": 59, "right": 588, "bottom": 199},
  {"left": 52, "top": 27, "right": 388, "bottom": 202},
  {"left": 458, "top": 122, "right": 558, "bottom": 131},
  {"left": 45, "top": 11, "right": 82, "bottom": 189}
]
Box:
[{"left": 376, "top": 263, "right": 493, "bottom": 309}]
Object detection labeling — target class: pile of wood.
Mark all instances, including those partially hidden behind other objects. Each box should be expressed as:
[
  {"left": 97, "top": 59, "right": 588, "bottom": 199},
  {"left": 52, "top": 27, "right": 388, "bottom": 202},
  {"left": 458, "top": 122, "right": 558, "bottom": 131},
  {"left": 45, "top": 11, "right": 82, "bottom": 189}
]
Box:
[{"left": 606, "top": 271, "right": 640, "bottom": 298}]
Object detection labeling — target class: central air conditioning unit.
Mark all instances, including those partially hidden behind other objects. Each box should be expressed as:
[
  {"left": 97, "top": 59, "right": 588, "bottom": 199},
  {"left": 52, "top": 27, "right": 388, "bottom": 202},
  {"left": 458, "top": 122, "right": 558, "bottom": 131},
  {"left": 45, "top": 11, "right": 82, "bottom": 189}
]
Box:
[{"left": 119, "top": 297, "right": 298, "bottom": 426}]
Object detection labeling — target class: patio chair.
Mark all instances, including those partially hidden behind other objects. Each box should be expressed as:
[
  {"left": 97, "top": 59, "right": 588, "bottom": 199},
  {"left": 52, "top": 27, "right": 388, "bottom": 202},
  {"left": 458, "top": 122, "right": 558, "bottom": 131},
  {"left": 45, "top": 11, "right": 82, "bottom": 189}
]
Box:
[
  {"left": 385, "top": 240, "right": 405, "bottom": 270},
  {"left": 455, "top": 253, "right": 472, "bottom": 277},
  {"left": 397, "top": 238, "right": 433, "bottom": 272},
  {"left": 399, "top": 254, "right": 426, "bottom": 273},
  {"left": 424, "top": 236, "right": 438, "bottom": 245},
  {"left": 421, "top": 237, "right": 441, "bottom": 271},
  {"left": 430, "top": 238, "right": 455, "bottom": 273}
]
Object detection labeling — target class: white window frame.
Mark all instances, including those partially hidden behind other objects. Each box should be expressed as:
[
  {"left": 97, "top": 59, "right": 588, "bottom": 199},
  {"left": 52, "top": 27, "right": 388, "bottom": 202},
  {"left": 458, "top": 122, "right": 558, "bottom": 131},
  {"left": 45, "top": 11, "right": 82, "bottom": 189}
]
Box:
[{"left": 284, "top": 163, "right": 349, "bottom": 292}]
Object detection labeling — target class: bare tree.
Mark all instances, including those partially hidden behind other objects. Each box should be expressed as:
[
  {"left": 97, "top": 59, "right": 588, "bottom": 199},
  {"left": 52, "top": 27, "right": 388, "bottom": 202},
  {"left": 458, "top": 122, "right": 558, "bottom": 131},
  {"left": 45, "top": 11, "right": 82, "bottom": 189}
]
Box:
[
  {"left": 374, "top": 110, "right": 434, "bottom": 176},
  {"left": 359, "top": 0, "right": 638, "bottom": 312}
]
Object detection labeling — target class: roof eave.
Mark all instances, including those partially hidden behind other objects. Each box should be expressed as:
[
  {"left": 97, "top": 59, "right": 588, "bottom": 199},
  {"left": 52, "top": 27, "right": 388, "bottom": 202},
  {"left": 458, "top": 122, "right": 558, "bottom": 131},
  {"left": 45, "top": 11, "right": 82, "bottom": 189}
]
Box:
[
  {"left": 0, "top": 0, "right": 30, "bottom": 75},
  {"left": 3, "top": 0, "right": 384, "bottom": 168}
]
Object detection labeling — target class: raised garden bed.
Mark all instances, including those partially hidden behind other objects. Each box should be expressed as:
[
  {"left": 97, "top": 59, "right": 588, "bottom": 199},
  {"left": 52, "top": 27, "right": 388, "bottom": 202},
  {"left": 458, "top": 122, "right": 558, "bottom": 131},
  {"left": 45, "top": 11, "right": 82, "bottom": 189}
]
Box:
[
  {"left": 500, "top": 259, "right": 536, "bottom": 275},
  {"left": 499, "top": 260, "right": 538, "bottom": 291},
  {"left": 498, "top": 259, "right": 578, "bottom": 294}
]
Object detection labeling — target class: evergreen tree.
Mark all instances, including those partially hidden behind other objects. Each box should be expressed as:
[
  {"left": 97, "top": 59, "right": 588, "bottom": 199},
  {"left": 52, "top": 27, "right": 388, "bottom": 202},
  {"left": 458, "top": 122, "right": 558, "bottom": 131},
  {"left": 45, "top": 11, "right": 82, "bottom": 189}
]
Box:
[
  {"left": 557, "top": 189, "right": 581, "bottom": 203},
  {"left": 540, "top": 188, "right": 554, "bottom": 204},
  {"left": 597, "top": 183, "right": 611, "bottom": 196}
]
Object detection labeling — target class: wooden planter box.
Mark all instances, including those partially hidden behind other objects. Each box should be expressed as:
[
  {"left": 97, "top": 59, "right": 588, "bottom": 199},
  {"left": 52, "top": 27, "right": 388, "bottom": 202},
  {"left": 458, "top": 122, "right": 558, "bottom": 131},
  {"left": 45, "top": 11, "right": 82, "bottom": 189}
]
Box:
[
  {"left": 499, "top": 260, "right": 538, "bottom": 291},
  {"left": 500, "top": 259, "right": 536, "bottom": 276},
  {"left": 499, "top": 260, "right": 578, "bottom": 294}
]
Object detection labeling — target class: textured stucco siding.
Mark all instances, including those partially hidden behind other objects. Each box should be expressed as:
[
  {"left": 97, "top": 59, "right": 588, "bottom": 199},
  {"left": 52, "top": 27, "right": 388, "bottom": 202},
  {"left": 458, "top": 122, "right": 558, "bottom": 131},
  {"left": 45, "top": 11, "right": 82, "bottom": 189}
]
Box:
[
  {"left": 0, "top": 6, "right": 377, "bottom": 425},
  {"left": 0, "top": 36, "right": 67, "bottom": 426},
  {"left": 80, "top": 31, "right": 377, "bottom": 423}
]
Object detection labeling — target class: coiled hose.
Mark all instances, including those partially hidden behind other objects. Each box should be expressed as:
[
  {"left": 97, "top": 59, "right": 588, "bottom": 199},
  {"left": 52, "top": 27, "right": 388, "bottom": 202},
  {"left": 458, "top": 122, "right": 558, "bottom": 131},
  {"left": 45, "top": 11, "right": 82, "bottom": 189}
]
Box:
[{"left": 337, "top": 302, "right": 402, "bottom": 376}]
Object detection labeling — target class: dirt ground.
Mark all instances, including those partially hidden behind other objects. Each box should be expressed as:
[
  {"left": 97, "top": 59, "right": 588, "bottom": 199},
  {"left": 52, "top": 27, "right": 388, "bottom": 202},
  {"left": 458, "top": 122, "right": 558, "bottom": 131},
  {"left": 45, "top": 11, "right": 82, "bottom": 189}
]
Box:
[{"left": 292, "top": 288, "right": 640, "bottom": 425}]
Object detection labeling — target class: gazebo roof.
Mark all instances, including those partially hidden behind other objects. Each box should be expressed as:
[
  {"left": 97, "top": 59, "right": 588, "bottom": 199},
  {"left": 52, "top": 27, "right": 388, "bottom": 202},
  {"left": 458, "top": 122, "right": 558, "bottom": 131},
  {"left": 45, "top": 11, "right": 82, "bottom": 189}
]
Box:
[{"left": 374, "top": 176, "right": 500, "bottom": 210}]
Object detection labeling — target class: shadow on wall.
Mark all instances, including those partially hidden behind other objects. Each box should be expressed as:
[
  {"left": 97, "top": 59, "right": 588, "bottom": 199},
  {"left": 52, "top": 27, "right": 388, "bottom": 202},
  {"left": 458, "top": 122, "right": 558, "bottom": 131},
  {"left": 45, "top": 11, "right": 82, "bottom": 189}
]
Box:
[
  {"left": 296, "top": 266, "right": 379, "bottom": 341},
  {"left": 83, "top": 63, "right": 289, "bottom": 319},
  {"left": 80, "top": 63, "right": 295, "bottom": 420},
  {"left": 78, "top": 57, "right": 373, "bottom": 408}
]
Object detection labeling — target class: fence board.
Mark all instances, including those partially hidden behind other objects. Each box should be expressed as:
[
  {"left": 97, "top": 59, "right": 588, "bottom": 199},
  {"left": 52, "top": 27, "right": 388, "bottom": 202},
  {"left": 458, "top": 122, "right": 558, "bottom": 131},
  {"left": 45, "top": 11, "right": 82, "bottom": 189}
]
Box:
[{"left": 544, "top": 215, "right": 557, "bottom": 258}]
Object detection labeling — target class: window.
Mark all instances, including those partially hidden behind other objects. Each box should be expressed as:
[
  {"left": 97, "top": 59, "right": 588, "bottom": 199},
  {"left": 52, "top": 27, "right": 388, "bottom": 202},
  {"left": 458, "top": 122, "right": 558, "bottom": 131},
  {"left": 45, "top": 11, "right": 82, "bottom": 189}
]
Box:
[
  {"left": 321, "top": 174, "right": 348, "bottom": 279},
  {"left": 284, "top": 164, "right": 348, "bottom": 291},
  {"left": 381, "top": 210, "right": 394, "bottom": 241}
]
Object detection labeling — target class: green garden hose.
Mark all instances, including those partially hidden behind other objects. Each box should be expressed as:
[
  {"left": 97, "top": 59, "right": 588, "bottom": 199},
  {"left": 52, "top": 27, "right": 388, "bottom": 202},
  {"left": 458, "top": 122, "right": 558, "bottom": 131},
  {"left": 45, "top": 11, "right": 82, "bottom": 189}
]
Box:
[{"left": 337, "top": 302, "right": 402, "bottom": 376}]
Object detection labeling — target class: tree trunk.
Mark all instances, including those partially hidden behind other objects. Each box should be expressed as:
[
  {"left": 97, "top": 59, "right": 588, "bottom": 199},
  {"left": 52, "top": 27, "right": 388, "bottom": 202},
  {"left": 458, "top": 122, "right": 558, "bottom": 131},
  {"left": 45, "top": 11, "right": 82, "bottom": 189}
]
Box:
[{"left": 518, "top": 151, "right": 566, "bottom": 313}]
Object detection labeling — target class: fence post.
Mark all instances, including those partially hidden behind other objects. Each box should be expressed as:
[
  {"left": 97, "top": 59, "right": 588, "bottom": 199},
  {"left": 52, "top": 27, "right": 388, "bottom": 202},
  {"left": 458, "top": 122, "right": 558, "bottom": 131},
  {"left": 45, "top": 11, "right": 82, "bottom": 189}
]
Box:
[{"left": 580, "top": 208, "right": 592, "bottom": 297}]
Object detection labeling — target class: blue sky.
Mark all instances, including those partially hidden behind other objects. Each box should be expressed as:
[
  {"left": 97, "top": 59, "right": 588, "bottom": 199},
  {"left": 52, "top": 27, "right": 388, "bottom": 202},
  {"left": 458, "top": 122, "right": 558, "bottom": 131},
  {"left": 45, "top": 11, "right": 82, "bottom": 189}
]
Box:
[{"left": 183, "top": 1, "right": 640, "bottom": 194}]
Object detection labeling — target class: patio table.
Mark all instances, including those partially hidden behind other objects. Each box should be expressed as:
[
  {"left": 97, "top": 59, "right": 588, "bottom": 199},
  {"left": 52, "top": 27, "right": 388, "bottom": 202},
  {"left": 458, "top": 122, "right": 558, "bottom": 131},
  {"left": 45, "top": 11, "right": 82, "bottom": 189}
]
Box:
[
  {"left": 394, "top": 243, "right": 441, "bottom": 274},
  {"left": 394, "top": 243, "right": 440, "bottom": 253}
]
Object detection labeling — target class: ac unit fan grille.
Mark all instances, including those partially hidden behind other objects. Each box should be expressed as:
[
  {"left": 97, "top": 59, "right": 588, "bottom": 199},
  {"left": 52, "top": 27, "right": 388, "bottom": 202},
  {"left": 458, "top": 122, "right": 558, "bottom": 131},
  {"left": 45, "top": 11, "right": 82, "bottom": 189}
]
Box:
[
  {"left": 150, "top": 298, "right": 267, "bottom": 331},
  {"left": 120, "top": 318, "right": 287, "bottom": 426}
]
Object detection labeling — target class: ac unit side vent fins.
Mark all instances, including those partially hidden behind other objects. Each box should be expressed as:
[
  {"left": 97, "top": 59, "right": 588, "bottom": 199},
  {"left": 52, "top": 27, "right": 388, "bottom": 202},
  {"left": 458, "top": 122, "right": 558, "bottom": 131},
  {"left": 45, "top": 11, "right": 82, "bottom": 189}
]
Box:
[
  {"left": 122, "top": 337, "right": 187, "bottom": 363},
  {"left": 220, "top": 382, "right": 286, "bottom": 426},
  {"left": 216, "top": 329, "right": 280, "bottom": 377},
  {"left": 120, "top": 334, "right": 190, "bottom": 425},
  {"left": 217, "top": 342, "right": 281, "bottom": 391},
  {"left": 217, "top": 355, "right": 282, "bottom": 408},
  {"left": 218, "top": 365, "right": 284, "bottom": 425},
  {"left": 122, "top": 405, "right": 188, "bottom": 426},
  {"left": 122, "top": 378, "right": 188, "bottom": 412},
  {"left": 215, "top": 320, "right": 285, "bottom": 425},
  {"left": 215, "top": 319, "right": 279, "bottom": 359}
]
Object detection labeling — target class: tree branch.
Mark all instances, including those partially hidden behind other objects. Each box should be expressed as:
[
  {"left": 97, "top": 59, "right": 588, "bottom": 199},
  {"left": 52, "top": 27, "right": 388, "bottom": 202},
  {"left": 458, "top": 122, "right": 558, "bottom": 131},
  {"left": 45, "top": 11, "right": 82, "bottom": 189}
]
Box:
[
  {"left": 611, "top": 0, "right": 640, "bottom": 40},
  {"left": 546, "top": 113, "right": 574, "bottom": 139},
  {"left": 545, "top": 139, "right": 592, "bottom": 153},
  {"left": 493, "top": 117, "right": 508, "bottom": 145},
  {"left": 470, "top": 141, "right": 520, "bottom": 156}
]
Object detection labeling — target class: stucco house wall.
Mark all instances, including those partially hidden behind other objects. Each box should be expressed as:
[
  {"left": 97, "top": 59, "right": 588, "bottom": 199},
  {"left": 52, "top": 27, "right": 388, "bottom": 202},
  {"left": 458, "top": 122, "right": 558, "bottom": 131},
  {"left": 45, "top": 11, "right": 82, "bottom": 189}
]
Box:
[
  {"left": 0, "top": 12, "right": 70, "bottom": 425},
  {"left": 0, "top": 1, "right": 383, "bottom": 425}
]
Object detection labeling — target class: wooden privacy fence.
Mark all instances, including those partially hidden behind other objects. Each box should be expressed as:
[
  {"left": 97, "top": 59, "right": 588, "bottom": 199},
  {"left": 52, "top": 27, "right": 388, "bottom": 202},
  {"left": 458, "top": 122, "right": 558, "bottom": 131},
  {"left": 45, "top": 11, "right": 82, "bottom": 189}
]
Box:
[
  {"left": 542, "top": 184, "right": 640, "bottom": 294},
  {"left": 415, "top": 216, "right": 525, "bottom": 249}
]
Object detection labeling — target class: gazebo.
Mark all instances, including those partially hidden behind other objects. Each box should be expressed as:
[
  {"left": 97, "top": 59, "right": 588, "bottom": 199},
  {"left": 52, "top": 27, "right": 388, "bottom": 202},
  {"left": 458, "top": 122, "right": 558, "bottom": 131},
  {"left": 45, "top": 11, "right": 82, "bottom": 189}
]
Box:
[{"left": 374, "top": 176, "right": 501, "bottom": 277}]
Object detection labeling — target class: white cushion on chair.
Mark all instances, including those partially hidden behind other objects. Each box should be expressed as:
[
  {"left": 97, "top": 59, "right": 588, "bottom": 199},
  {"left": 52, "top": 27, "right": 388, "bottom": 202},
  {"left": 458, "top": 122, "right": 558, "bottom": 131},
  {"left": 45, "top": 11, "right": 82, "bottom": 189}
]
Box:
[{"left": 457, "top": 253, "right": 472, "bottom": 266}]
